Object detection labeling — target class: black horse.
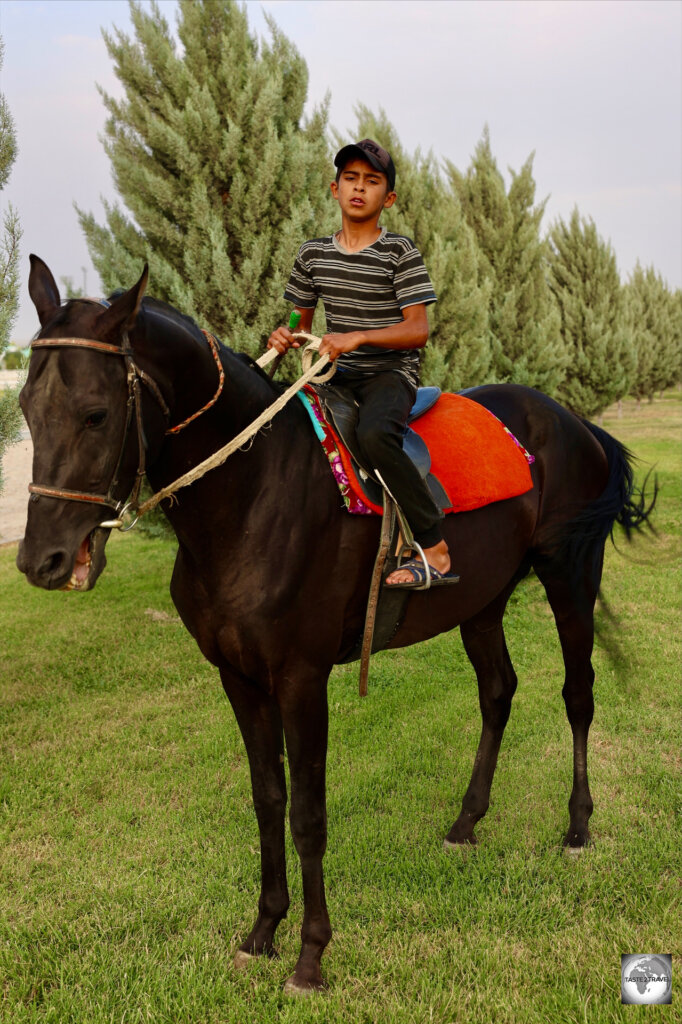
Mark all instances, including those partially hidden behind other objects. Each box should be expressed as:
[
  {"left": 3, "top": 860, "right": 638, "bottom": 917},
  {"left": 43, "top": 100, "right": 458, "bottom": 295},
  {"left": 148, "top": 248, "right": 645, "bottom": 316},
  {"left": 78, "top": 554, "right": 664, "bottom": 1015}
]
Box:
[{"left": 18, "top": 256, "right": 652, "bottom": 994}]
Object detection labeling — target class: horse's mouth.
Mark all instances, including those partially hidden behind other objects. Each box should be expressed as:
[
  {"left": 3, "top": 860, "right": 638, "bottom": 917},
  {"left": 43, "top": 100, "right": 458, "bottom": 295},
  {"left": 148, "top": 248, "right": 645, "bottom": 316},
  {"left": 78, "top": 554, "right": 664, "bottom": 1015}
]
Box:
[{"left": 60, "top": 528, "right": 108, "bottom": 592}]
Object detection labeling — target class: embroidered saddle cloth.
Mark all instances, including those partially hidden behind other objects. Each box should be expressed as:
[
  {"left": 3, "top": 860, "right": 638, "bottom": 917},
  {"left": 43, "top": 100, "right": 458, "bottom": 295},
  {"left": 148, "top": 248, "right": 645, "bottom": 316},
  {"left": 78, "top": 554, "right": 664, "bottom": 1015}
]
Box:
[{"left": 299, "top": 385, "right": 535, "bottom": 516}]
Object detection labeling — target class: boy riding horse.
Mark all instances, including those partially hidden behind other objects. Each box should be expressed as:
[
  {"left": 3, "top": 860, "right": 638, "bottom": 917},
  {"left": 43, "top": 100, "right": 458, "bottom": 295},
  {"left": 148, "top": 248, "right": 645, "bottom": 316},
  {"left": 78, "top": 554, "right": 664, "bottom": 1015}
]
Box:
[{"left": 268, "top": 139, "right": 458, "bottom": 588}]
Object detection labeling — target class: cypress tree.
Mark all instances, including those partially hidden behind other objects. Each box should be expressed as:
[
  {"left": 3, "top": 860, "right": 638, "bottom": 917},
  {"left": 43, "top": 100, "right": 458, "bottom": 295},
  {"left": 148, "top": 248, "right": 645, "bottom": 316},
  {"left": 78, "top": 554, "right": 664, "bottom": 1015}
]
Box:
[
  {"left": 548, "top": 209, "right": 635, "bottom": 418},
  {"left": 343, "top": 107, "right": 492, "bottom": 391},
  {"left": 78, "top": 0, "right": 333, "bottom": 358},
  {"left": 673, "top": 290, "right": 682, "bottom": 390},
  {"left": 0, "top": 37, "right": 22, "bottom": 494},
  {"left": 624, "top": 264, "right": 682, "bottom": 402},
  {"left": 448, "top": 127, "right": 566, "bottom": 394}
]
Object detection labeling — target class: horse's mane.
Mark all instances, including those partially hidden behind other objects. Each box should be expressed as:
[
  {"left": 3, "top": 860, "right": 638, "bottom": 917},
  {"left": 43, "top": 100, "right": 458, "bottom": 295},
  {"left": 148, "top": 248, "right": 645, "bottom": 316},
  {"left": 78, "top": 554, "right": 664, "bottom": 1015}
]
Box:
[
  {"left": 232, "top": 350, "right": 287, "bottom": 396},
  {"left": 43, "top": 296, "right": 281, "bottom": 401},
  {"left": 115, "top": 292, "right": 287, "bottom": 398},
  {"left": 36, "top": 299, "right": 100, "bottom": 339}
]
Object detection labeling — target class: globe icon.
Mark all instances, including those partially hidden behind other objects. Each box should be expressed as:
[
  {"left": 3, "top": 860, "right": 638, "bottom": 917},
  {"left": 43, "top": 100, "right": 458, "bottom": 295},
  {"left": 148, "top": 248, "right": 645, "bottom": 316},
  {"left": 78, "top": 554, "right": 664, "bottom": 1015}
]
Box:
[{"left": 621, "top": 955, "right": 672, "bottom": 1004}]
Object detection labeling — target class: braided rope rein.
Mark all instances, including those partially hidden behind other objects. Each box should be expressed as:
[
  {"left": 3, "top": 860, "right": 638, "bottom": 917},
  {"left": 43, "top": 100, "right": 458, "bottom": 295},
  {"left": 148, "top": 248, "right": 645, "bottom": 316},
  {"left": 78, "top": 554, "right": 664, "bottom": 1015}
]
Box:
[
  {"left": 132, "top": 333, "right": 332, "bottom": 520},
  {"left": 165, "top": 329, "right": 225, "bottom": 435}
]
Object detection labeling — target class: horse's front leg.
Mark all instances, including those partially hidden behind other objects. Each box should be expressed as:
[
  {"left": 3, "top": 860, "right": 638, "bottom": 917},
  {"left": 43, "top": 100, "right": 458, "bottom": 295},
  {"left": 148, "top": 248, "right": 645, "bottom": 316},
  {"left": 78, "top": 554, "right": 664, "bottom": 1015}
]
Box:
[
  {"left": 280, "top": 675, "right": 332, "bottom": 995},
  {"left": 219, "top": 665, "right": 289, "bottom": 961}
]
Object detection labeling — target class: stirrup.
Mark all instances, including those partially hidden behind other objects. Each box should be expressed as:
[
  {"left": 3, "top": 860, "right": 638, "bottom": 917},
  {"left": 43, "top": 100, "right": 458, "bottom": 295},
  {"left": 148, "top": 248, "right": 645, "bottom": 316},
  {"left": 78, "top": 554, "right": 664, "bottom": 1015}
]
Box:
[{"left": 374, "top": 470, "right": 432, "bottom": 591}]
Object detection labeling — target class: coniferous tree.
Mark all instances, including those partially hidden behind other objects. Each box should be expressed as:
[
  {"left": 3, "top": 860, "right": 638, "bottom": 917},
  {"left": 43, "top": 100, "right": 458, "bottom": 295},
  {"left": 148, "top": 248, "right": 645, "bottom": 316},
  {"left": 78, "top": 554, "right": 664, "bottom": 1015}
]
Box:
[
  {"left": 448, "top": 127, "right": 566, "bottom": 394},
  {"left": 0, "top": 37, "right": 22, "bottom": 494},
  {"left": 78, "top": 0, "right": 334, "bottom": 358},
  {"left": 548, "top": 209, "right": 635, "bottom": 418},
  {"left": 339, "top": 107, "right": 492, "bottom": 391},
  {"left": 672, "top": 289, "right": 682, "bottom": 390},
  {"left": 60, "top": 276, "right": 85, "bottom": 300},
  {"left": 624, "top": 264, "right": 681, "bottom": 403}
]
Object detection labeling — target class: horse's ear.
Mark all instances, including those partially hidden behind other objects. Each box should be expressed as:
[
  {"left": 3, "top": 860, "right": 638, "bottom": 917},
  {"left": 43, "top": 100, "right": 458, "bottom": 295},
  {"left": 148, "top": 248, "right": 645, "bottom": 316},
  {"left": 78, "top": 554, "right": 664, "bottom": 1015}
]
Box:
[
  {"left": 96, "top": 265, "right": 149, "bottom": 343},
  {"left": 28, "top": 254, "right": 61, "bottom": 327}
]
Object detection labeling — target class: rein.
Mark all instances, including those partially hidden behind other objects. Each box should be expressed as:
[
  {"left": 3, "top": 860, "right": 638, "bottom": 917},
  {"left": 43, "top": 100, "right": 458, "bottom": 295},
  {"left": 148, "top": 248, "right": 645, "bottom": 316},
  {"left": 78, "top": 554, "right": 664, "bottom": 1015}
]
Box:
[
  {"left": 134, "top": 333, "right": 333, "bottom": 521},
  {"left": 28, "top": 327, "right": 333, "bottom": 529}
]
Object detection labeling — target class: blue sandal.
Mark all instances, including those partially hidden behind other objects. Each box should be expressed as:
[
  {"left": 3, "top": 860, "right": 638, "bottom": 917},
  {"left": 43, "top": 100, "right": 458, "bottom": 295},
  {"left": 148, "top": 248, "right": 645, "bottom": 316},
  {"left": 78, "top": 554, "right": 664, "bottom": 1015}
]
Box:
[{"left": 384, "top": 558, "right": 460, "bottom": 591}]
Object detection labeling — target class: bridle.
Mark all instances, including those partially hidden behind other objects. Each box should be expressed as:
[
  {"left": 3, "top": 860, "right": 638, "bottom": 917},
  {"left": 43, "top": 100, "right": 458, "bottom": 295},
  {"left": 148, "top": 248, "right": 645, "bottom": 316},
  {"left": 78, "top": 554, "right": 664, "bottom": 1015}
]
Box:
[
  {"left": 28, "top": 328, "right": 224, "bottom": 528},
  {"left": 28, "top": 318, "right": 330, "bottom": 530}
]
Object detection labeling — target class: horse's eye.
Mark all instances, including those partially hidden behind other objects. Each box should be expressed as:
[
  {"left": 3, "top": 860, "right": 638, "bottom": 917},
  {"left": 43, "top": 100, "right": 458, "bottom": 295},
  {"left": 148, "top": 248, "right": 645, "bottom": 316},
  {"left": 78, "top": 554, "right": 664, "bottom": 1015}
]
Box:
[{"left": 84, "top": 410, "right": 107, "bottom": 429}]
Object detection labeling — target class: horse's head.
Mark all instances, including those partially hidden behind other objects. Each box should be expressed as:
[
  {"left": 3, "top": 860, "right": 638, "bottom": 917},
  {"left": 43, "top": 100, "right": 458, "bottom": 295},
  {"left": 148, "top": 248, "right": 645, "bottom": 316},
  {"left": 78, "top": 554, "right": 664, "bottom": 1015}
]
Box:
[{"left": 16, "top": 255, "right": 154, "bottom": 592}]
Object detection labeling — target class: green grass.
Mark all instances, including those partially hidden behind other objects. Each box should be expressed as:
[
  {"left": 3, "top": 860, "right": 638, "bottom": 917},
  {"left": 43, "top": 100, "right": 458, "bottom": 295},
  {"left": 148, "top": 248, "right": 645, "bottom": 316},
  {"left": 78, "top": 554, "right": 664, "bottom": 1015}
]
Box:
[{"left": 1, "top": 393, "right": 680, "bottom": 1023}]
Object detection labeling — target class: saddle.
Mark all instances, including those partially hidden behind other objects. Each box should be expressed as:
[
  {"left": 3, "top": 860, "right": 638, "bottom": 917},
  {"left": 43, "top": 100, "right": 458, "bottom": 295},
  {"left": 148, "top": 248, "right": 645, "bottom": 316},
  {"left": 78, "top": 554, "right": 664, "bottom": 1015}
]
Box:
[
  {"left": 303, "top": 384, "right": 535, "bottom": 518},
  {"left": 311, "top": 383, "right": 452, "bottom": 510}
]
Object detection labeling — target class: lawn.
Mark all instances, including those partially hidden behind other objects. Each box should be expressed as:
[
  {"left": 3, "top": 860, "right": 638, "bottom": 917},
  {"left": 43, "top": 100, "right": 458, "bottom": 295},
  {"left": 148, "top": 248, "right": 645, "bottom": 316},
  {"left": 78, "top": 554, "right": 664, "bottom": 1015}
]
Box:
[{"left": 1, "top": 392, "right": 680, "bottom": 1023}]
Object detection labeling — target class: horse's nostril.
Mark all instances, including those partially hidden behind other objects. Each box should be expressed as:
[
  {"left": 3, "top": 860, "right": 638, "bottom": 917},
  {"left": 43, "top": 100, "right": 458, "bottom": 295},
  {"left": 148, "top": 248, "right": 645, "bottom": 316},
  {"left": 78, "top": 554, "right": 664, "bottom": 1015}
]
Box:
[{"left": 39, "top": 550, "right": 68, "bottom": 579}]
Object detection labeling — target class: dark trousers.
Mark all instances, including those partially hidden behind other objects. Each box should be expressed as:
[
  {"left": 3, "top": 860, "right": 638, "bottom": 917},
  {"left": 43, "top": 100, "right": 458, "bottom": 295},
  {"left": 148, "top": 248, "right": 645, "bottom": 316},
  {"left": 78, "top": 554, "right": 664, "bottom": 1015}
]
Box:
[{"left": 332, "top": 368, "right": 444, "bottom": 548}]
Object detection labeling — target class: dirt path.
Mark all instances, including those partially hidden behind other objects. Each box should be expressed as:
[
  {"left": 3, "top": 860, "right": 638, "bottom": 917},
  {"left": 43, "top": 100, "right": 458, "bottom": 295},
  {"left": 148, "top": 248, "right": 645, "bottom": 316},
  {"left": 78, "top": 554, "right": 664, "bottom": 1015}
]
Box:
[
  {"left": 0, "top": 430, "right": 31, "bottom": 547},
  {"left": 0, "top": 372, "right": 30, "bottom": 547}
]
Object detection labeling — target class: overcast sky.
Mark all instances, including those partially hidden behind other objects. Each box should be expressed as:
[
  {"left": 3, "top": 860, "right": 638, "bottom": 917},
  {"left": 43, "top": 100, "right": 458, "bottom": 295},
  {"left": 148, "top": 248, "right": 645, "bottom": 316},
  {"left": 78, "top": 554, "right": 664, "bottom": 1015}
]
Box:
[{"left": 1, "top": 0, "right": 680, "bottom": 343}]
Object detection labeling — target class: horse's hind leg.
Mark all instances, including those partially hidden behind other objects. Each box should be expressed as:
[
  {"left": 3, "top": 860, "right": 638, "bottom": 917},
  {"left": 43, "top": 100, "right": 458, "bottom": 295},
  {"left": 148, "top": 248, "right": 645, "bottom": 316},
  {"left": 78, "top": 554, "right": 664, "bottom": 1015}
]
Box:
[
  {"left": 219, "top": 665, "right": 290, "bottom": 961},
  {"left": 533, "top": 554, "right": 602, "bottom": 849},
  {"left": 446, "top": 586, "right": 518, "bottom": 847}
]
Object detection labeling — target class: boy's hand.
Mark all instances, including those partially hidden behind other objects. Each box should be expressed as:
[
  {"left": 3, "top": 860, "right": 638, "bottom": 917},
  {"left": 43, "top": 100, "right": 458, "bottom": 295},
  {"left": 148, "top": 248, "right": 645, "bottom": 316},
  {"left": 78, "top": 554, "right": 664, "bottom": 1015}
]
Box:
[
  {"left": 267, "top": 326, "right": 301, "bottom": 355},
  {"left": 319, "top": 332, "right": 363, "bottom": 361}
]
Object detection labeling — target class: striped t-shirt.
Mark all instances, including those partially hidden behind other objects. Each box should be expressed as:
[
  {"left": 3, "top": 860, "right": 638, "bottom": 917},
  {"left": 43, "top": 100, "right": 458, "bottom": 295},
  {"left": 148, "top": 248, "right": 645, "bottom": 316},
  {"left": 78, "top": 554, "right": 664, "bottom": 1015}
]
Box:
[{"left": 283, "top": 227, "right": 436, "bottom": 385}]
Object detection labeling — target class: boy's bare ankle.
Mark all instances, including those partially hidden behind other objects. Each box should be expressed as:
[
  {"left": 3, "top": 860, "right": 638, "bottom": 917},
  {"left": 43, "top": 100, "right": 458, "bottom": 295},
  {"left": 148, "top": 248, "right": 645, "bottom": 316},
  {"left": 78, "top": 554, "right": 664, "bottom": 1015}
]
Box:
[{"left": 421, "top": 540, "right": 450, "bottom": 573}]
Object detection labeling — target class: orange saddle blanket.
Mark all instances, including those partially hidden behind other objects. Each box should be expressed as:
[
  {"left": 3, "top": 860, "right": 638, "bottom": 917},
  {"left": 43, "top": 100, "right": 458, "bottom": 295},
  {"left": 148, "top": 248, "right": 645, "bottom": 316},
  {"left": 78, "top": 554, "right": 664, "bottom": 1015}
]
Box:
[{"left": 300, "top": 389, "right": 535, "bottom": 516}]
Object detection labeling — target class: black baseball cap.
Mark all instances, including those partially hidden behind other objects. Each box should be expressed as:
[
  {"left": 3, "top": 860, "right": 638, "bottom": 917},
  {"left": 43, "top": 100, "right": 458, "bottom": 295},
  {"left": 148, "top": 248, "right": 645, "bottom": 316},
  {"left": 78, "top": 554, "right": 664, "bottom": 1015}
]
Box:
[{"left": 334, "top": 139, "right": 396, "bottom": 191}]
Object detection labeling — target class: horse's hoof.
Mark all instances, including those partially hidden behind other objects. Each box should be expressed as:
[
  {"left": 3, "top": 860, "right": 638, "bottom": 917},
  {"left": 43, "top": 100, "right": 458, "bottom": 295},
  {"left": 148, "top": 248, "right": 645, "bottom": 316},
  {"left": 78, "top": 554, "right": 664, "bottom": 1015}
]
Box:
[
  {"left": 283, "top": 974, "right": 328, "bottom": 997},
  {"left": 443, "top": 837, "right": 475, "bottom": 853},
  {"left": 234, "top": 950, "right": 257, "bottom": 971},
  {"left": 563, "top": 844, "right": 586, "bottom": 858}
]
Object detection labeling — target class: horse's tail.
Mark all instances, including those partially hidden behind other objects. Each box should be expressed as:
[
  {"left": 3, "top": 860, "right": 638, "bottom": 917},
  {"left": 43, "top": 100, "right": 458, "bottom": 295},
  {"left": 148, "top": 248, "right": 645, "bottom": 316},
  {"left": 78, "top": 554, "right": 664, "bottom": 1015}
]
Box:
[
  {"left": 552, "top": 419, "right": 657, "bottom": 580},
  {"left": 581, "top": 418, "right": 657, "bottom": 540},
  {"left": 576, "top": 420, "right": 658, "bottom": 669}
]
